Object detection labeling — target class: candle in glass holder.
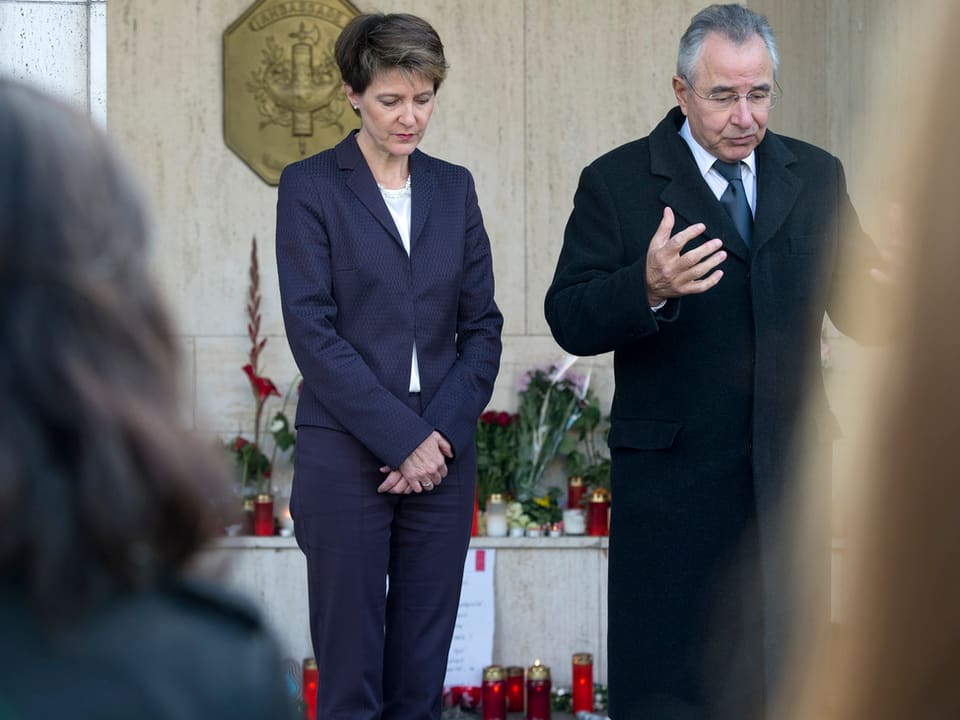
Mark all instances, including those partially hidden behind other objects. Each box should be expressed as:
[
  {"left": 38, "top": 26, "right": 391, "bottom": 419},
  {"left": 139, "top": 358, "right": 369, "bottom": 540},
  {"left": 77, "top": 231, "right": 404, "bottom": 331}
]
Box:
[
  {"left": 572, "top": 653, "right": 594, "bottom": 713},
  {"left": 302, "top": 658, "right": 319, "bottom": 720},
  {"left": 567, "top": 475, "right": 586, "bottom": 508},
  {"left": 254, "top": 493, "right": 275, "bottom": 536},
  {"left": 562, "top": 508, "right": 586, "bottom": 535},
  {"left": 241, "top": 497, "right": 255, "bottom": 535},
  {"left": 486, "top": 493, "right": 508, "bottom": 537},
  {"left": 506, "top": 666, "right": 524, "bottom": 712},
  {"left": 481, "top": 665, "right": 507, "bottom": 720},
  {"left": 526, "top": 659, "right": 551, "bottom": 720},
  {"left": 587, "top": 488, "right": 610, "bottom": 537}
]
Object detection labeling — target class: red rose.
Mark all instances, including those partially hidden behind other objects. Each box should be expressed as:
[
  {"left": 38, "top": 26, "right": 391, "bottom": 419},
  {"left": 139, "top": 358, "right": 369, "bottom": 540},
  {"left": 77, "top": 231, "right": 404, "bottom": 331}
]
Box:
[
  {"left": 497, "top": 411, "right": 510, "bottom": 426},
  {"left": 233, "top": 437, "right": 249, "bottom": 451},
  {"left": 480, "top": 411, "right": 496, "bottom": 425}
]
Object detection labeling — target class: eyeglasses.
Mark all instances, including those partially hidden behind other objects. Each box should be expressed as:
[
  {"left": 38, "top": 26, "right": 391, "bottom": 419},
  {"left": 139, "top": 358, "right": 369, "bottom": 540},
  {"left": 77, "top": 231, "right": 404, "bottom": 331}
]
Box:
[{"left": 682, "top": 76, "right": 781, "bottom": 111}]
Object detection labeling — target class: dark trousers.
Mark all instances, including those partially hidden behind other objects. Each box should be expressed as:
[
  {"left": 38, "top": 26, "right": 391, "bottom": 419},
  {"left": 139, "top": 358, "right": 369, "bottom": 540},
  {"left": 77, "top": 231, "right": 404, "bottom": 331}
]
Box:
[{"left": 291, "top": 397, "right": 476, "bottom": 720}]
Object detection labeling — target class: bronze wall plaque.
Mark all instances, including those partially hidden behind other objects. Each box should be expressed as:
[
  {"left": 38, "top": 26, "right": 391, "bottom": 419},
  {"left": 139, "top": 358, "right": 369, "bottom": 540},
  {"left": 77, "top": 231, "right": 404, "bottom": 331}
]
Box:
[{"left": 224, "top": 0, "right": 361, "bottom": 185}]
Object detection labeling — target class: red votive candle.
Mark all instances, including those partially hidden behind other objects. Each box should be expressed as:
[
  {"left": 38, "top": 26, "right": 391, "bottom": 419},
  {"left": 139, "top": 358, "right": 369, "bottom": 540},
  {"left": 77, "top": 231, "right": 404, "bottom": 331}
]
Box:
[
  {"left": 506, "top": 665, "right": 525, "bottom": 712},
  {"left": 587, "top": 488, "right": 610, "bottom": 536},
  {"left": 482, "top": 665, "right": 507, "bottom": 720},
  {"left": 302, "top": 657, "right": 318, "bottom": 720},
  {"left": 253, "top": 493, "right": 274, "bottom": 536},
  {"left": 567, "top": 475, "right": 586, "bottom": 509},
  {"left": 572, "top": 652, "right": 594, "bottom": 713},
  {"left": 526, "top": 660, "right": 551, "bottom": 720}
]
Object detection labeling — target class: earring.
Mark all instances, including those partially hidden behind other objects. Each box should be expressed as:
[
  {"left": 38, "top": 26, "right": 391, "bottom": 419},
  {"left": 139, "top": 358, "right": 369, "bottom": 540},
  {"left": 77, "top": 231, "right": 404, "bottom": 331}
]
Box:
[{"left": 353, "top": 105, "right": 359, "bottom": 111}]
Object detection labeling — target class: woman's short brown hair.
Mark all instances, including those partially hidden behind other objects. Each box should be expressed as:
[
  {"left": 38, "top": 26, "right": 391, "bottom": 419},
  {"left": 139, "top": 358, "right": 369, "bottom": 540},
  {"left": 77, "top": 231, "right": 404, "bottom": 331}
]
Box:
[{"left": 334, "top": 13, "right": 448, "bottom": 94}]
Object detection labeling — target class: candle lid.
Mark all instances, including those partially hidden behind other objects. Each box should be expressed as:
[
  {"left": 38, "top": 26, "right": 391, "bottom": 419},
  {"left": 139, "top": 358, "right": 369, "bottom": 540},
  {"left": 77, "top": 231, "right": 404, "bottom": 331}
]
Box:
[
  {"left": 589, "top": 488, "right": 611, "bottom": 503},
  {"left": 527, "top": 659, "right": 550, "bottom": 680},
  {"left": 573, "top": 652, "right": 593, "bottom": 665},
  {"left": 303, "top": 658, "right": 318, "bottom": 670},
  {"left": 483, "top": 664, "right": 506, "bottom": 681},
  {"left": 256, "top": 493, "right": 274, "bottom": 503},
  {"left": 488, "top": 492, "right": 505, "bottom": 503},
  {"left": 568, "top": 475, "right": 584, "bottom": 487},
  {"left": 506, "top": 665, "right": 524, "bottom": 677}
]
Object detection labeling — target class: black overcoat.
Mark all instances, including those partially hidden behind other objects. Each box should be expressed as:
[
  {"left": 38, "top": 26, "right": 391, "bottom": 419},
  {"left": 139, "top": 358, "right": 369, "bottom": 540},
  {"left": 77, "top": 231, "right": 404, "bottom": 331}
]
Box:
[{"left": 545, "top": 107, "right": 883, "bottom": 719}]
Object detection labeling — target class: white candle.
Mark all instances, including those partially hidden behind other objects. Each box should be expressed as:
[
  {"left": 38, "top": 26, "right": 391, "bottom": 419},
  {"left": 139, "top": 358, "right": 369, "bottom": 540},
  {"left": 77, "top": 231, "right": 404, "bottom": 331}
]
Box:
[
  {"left": 563, "top": 508, "right": 586, "bottom": 535},
  {"left": 486, "top": 514, "right": 508, "bottom": 537}
]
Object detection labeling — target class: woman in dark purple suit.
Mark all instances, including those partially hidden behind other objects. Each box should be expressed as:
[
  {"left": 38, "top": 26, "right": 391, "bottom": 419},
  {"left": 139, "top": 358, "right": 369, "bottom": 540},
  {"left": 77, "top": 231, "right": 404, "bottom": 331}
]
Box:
[{"left": 276, "top": 13, "right": 503, "bottom": 719}]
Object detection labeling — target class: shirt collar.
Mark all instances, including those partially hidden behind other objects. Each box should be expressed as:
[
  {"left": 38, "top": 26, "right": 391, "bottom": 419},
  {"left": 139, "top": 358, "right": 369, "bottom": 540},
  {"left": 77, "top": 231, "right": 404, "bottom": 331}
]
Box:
[{"left": 678, "top": 118, "right": 756, "bottom": 179}]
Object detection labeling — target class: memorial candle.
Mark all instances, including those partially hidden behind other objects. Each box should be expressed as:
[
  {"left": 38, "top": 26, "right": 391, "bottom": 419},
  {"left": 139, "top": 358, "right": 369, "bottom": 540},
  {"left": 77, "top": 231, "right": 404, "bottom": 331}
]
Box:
[
  {"left": 253, "top": 493, "right": 275, "bottom": 536},
  {"left": 506, "top": 666, "right": 525, "bottom": 712},
  {"left": 572, "top": 653, "right": 594, "bottom": 713},
  {"left": 526, "top": 659, "right": 551, "bottom": 720},
  {"left": 302, "top": 658, "right": 318, "bottom": 720},
  {"left": 587, "top": 488, "right": 610, "bottom": 537},
  {"left": 486, "top": 493, "right": 508, "bottom": 537},
  {"left": 481, "top": 665, "right": 507, "bottom": 720},
  {"left": 567, "top": 475, "right": 586, "bottom": 508}
]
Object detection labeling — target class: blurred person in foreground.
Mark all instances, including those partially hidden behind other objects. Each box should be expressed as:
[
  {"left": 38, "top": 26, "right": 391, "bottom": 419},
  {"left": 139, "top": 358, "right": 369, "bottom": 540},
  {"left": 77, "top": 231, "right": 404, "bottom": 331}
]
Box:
[
  {"left": 275, "top": 12, "right": 503, "bottom": 720},
  {"left": 0, "top": 79, "right": 293, "bottom": 719},
  {"left": 544, "top": 4, "right": 894, "bottom": 718},
  {"left": 781, "top": 5, "right": 959, "bottom": 719}
]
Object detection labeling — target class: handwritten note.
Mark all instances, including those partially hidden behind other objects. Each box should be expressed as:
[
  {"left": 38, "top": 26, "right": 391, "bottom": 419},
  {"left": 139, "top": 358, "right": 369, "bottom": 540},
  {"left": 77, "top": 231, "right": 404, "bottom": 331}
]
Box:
[{"left": 444, "top": 548, "right": 495, "bottom": 686}]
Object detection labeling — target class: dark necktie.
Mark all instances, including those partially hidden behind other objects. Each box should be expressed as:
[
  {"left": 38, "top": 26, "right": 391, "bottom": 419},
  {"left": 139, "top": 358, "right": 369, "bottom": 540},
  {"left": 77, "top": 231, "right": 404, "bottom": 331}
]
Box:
[{"left": 713, "top": 159, "right": 753, "bottom": 247}]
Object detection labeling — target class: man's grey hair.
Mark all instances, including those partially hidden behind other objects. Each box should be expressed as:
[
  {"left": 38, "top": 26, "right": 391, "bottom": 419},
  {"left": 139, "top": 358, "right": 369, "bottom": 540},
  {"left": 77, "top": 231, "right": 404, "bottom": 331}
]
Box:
[{"left": 677, "top": 4, "right": 779, "bottom": 83}]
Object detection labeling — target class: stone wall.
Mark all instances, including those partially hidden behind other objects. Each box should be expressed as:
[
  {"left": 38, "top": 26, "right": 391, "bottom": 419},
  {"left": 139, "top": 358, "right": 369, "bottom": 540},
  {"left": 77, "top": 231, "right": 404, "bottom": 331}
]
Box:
[{"left": 0, "top": 0, "right": 106, "bottom": 122}]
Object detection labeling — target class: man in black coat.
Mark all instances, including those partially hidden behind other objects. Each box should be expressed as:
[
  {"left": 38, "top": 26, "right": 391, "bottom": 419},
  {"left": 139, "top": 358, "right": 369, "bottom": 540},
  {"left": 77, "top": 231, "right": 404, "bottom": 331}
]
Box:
[{"left": 544, "top": 4, "right": 888, "bottom": 718}]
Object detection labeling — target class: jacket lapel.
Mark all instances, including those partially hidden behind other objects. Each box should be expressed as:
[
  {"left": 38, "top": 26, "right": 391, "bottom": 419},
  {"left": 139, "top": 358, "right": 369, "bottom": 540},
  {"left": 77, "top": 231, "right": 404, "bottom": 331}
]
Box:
[
  {"left": 650, "top": 109, "right": 751, "bottom": 263},
  {"left": 336, "top": 132, "right": 404, "bottom": 249},
  {"left": 409, "top": 150, "right": 435, "bottom": 253},
  {"left": 753, "top": 132, "right": 801, "bottom": 253}
]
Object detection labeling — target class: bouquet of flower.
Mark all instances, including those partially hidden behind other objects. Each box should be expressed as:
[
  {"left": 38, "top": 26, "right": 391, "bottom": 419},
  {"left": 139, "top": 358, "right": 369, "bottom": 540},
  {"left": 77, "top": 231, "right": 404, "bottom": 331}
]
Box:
[
  {"left": 513, "top": 356, "right": 590, "bottom": 501},
  {"left": 475, "top": 410, "right": 518, "bottom": 510},
  {"left": 225, "top": 237, "right": 298, "bottom": 497}
]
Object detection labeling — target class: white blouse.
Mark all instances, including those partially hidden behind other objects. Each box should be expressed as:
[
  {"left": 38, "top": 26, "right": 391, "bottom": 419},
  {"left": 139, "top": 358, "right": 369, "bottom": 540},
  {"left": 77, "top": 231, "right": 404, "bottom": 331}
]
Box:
[{"left": 379, "top": 177, "right": 421, "bottom": 393}]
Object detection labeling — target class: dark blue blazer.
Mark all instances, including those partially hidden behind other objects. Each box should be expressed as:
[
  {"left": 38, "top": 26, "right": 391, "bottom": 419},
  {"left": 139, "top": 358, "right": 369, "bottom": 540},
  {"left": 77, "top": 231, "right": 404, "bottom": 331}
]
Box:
[{"left": 276, "top": 132, "right": 503, "bottom": 469}]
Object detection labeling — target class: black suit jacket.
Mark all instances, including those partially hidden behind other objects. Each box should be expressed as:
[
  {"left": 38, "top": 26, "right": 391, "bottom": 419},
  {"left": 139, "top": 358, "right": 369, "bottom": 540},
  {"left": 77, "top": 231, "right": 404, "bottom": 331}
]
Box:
[{"left": 544, "top": 106, "right": 883, "bottom": 716}]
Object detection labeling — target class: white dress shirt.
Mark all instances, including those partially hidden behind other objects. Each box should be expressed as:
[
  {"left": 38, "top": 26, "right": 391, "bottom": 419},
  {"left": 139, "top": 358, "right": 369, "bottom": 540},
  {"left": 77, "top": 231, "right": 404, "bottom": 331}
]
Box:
[{"left": 678, "top": 118, "right": 757, "bottom": 214}]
